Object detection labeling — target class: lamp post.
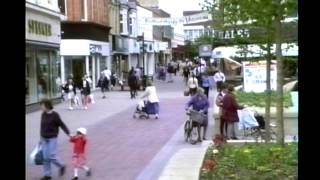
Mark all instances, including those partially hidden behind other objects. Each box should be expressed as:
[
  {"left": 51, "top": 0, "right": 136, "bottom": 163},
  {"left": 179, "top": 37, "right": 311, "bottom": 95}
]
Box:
[{"left": 137, "top": 33, "right": 145, "bottom": 75}]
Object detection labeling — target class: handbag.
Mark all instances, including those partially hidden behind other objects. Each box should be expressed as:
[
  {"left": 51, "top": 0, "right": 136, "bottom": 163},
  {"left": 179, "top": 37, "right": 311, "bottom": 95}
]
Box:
[{"left": 30, "top": 143, "right": 43, "bottom": 165}]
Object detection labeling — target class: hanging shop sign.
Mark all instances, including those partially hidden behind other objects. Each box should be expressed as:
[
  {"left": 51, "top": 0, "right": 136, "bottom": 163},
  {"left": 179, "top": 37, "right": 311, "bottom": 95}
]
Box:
[{"left": 140, "top": 12, "right": 211, "bottom": 26}]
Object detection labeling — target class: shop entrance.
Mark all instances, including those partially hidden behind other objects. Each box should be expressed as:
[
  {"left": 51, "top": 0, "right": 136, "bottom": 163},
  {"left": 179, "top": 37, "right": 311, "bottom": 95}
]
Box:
[{"left": 72, "top": 59, "right": 85, "bottom": 88}]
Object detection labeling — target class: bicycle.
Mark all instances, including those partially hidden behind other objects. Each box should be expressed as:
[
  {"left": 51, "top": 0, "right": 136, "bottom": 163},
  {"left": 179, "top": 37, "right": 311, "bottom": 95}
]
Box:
[{"left": 184, "top": 109, "right": 206, "bottom": 144}]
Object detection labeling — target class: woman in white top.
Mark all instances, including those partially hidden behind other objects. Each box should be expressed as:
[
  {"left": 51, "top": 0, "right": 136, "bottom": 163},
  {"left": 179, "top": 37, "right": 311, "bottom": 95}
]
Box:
[
  {"left": 187, "top": 73, "right": 199, "bottom": 96},
  {"left": 141, "top": 80, "right": 160, "bottom": 119}
]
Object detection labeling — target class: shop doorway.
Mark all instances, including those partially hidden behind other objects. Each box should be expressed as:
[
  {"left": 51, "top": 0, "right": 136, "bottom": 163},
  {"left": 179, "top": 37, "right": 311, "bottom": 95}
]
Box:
[{"left": 72, "top": 59, "right": 85, "bottom": 88}]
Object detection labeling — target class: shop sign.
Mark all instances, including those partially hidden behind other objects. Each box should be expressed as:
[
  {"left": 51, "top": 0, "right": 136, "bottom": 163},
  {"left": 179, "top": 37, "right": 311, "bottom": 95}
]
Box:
[
  {"left": 243, "top": 61, "right": 277, "bottom": 92},
  {"left": 28, "top": 19, "right": 52, "bottom": 36},
  {"left": 90, "top": 44, "right": 102, "bottom": 54},
  {"left": 199, "top": 45, "right": 212, "bottom": 57}
]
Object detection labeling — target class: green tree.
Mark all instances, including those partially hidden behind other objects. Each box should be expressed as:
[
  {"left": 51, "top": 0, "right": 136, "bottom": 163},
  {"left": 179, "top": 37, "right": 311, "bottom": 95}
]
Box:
[{"left": 202, "top": 0, "right": 297, "bottom": 145}]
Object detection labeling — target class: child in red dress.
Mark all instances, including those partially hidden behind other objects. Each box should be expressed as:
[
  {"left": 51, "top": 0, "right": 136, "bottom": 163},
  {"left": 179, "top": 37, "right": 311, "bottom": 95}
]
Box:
[{"left": 70, "top": 127, "right": 91, "bottom": 180}]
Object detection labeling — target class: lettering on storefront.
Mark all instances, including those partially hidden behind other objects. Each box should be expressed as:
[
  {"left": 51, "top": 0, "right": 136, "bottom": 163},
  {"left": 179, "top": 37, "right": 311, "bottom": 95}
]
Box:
[
  {"left": 90, "top": 44, "right": 102, "bottom": 54},
  {"left": 28, "top": 19, "right": 52, "bottom": 36}
]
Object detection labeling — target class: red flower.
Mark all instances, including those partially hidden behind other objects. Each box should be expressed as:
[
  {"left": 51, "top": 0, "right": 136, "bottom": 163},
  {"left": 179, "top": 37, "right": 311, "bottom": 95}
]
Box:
[
  {"left": 203, "top": 160, "right": 216, "bottom": 171},
  {"left": 212, "top": 134, "right": 227, "bottom": 146}
]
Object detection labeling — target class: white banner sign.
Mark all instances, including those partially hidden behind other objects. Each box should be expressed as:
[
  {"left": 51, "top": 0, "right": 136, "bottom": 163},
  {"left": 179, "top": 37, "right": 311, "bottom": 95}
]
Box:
[
  {"left": 140, "top": 12, "right": 211, "bottom": 26},
  {"left": 243, "top": 61, "right": 277, "bottom": 92}
]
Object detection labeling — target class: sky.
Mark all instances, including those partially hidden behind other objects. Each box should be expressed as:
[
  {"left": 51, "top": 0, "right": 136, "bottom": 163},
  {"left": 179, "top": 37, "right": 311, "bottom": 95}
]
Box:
[{"left": 158, "top": 0, "right": 205, "bottom": 34}]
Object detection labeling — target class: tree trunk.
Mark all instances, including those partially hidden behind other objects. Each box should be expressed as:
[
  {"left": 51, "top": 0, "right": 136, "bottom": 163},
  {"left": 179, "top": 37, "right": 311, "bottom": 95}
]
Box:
[
  {"left": 275, "top": 0, "right": 285, "bottom": 146},
  {"left": 264, "top": 42, "right": 272, "bottom": 142}
]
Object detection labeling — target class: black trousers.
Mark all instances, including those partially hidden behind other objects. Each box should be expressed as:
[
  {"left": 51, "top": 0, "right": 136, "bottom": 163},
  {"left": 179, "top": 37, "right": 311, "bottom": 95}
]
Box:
[
  {"left": 220, "top": 116, "right": 228, "bottom": 136},
  {"left": 203, "top": 86, "right": 209, "bottom": 98},
  {"left": 130, "top": 86, "right": 137, "bottom": 98}
]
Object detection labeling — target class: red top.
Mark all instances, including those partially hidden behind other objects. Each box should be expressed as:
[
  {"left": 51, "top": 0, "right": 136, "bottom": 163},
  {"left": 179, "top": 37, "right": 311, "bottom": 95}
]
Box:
[{"left": 70, "top": 135, "right": 87, "bottom": 154}]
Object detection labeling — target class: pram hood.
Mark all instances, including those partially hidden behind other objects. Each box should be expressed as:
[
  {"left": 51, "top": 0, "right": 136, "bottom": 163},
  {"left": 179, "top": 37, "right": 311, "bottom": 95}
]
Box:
[{"left": 237, "top": 108, "right": 259, "bottom": 130}]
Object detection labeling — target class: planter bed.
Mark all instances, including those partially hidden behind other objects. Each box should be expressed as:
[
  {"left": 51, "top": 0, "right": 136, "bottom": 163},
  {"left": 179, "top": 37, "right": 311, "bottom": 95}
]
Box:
[{"left": 199, "top": 138, "right": 298, "bottom": 180}]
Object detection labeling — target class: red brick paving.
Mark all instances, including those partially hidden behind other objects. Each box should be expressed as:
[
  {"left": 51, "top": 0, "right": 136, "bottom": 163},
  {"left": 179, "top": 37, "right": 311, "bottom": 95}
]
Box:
[{"left": 26, "top": 97, "right": 187, "bottom": 180}]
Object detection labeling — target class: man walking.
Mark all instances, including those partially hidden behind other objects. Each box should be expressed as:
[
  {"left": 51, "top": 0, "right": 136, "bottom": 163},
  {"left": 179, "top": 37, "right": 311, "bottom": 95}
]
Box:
[
  {"left": 40, "top": 99, "right": 70, "bottom": 180},
  {"left": 213, "top": 70, "right": 225, "bottom": 92}
]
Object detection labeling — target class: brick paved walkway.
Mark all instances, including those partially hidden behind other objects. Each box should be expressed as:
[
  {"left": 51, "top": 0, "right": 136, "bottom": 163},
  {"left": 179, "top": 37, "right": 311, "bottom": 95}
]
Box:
[{"left": 26, "top": 75, "right": 196, "bottom": 180}]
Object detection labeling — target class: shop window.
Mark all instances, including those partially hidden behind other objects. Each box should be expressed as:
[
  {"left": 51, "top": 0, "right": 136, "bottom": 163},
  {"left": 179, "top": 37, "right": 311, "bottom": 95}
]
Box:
[
  {"left": 26, "top": 48, "right": 38, "bottom": 104},
  {"left": 37, "top": 50, "right": 50, "bottom": 100},
  {"left": 50, "top": 51, "right": 61, "bottom": 99},
  {"left": 120, "top": 14, "right": 124, "bottom": 33},
  {"left": 58, "top": 0, "right": 66, "bottom": 15}
]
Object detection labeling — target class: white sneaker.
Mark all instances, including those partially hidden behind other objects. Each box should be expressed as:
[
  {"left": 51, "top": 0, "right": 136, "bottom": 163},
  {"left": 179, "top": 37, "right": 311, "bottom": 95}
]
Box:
[
  {"left": 84, "top": 106, "right": 88, "bottom": 110},
  {"left": 68, "top": 107, "right": 73, "bottom": 110}
]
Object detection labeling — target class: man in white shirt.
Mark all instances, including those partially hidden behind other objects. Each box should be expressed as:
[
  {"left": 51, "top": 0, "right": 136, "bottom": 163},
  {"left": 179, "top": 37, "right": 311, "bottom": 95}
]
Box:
[
  {"left": 213, "top": 70, "right": 225, "bottom": 91},
  {"left": 102, "top": 68, "right": 111, "bottom": 80}
]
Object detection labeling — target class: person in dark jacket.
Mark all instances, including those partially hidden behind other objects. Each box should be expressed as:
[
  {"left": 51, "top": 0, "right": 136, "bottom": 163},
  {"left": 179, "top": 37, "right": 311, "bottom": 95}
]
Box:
[
  {"left": 221, "top": 85, "right": 244, "bottom": 139},
  {"left": 97, "top": 72, "right": 108, "bottom": 99},
  {"left": 128, "top": 71, "right": 138, "bottom": 99},
  {"left": 81, "top": 76, "right": 91, "bottom": 110},
  {"left": 40, "top": 99, "right": 70, "bottom": 180}
]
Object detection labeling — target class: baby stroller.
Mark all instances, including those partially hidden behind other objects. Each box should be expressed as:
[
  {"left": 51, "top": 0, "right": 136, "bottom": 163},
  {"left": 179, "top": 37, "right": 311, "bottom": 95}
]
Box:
[
  {"left": 238, "top": 108, "right": 277, "bottom": 141},
  {"left": 133, "top": 100, "right": 158, "bottom": 119}
]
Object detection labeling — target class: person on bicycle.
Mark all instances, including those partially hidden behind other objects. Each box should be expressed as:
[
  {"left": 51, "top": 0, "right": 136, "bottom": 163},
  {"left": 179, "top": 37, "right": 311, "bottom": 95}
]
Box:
[{"left": 186, "top": 88, "right": 209, "bottom": 141}]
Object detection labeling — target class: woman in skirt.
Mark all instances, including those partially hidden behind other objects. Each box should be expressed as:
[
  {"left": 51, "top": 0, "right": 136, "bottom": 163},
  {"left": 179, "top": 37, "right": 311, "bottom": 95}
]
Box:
[{"left": 140, "top": 80, "right": 160, "bottom": 119}]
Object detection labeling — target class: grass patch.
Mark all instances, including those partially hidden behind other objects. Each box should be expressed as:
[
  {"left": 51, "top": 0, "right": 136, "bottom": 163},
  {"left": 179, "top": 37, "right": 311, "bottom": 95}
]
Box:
[
  {"left": 200, "top": 143, "right": 298, "bottom": 180},
  {"left": 235, "top": 91, "right": 293, "bottom": 108}
]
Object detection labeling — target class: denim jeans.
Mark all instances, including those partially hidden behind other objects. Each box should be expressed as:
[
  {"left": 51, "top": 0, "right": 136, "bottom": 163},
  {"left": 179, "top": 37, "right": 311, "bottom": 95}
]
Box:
[{"left": 41, "top": 137, "right": 64, "bottom": 177}]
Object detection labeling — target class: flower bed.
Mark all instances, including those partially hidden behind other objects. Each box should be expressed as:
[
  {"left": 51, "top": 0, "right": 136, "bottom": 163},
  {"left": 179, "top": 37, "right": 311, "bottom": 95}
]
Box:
[
  {"left": 200, "top": 136, "right": 298, "bottom": 180},
  {"left": 235, "top": 91, "right": 293, "bottom": 108}
]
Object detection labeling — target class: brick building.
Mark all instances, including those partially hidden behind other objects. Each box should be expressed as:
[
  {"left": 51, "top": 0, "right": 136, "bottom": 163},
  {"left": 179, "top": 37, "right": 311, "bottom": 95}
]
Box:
[{"left": 59, "top": 0, "right": 112, "bottom": 88}]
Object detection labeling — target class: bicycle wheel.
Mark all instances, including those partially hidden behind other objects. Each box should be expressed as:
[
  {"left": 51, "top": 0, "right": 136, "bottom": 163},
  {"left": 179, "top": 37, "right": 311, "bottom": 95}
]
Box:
[
  {"left": 189, "top": 125, "right": 200, "bottom": 144},
  {"left": 184, "top": 121, "right": 191, "bottom": 142}
]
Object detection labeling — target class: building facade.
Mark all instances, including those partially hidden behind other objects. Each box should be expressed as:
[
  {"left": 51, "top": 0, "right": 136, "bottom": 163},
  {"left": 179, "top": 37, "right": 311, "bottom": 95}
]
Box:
[
  {"left": 59, "top": 0, "right": 111, "bottom": 89},
  {"left": 136, "top": 5, "right": 155, "bottom": 76},
  {"left": 26, "top": 0, "right": 62, "bottom": 106},
  {"left": 183, "top": 10, "right": 213, "bottom": 42},
  {"left": 108, "top": 0, "right": 139, "bottom": 80}
]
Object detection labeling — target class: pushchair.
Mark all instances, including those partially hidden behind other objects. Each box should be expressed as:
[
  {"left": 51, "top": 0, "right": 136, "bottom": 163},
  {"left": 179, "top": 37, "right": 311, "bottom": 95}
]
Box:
[
  {"left": 133, "top": 100, "right": 158, "bottom": 119},
  {"left": 238, "top": 108, "right": 277, "bottom": 141}
]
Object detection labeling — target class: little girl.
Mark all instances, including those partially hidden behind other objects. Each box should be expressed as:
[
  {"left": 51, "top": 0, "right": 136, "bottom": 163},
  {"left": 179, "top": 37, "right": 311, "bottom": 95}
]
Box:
[{"left": 70, "top": 127, "right": 91, "bottom": 180}]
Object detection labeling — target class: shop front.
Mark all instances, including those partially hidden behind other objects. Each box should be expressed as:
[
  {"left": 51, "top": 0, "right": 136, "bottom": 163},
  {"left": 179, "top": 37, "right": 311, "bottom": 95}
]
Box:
[
  {"left": 111, "top": 36, "right": 130, "bottom": 80},
  {"left": 60, "top": 39, "right": 110, "bottom": 89},
  {"left": 26, "top": 3, "right": 61, "bottom": 106}
]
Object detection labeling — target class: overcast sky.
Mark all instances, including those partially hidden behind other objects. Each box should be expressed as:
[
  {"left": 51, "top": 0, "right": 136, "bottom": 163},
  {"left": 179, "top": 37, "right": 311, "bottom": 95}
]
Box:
[
  {"left": 159, "top": 0, "right": 204, "bottom": 17},
  {"left": 158, "top": 0, "right": 205, "bottom": 34}
]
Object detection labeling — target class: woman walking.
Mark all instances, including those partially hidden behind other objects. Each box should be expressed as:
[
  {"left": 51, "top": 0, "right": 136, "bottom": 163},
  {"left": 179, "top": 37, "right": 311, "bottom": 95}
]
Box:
[
  {"left": 97, "top": 72, "right": 108, "bottom": 99},
  {"left": 187, "top": 73, "right": 199, "bottom": 96},
  {"left": 39, "top": 99, "right": 70, "bottom": 180},
  {"left": 81, "top": 76, "right": 91, "bottom": 110},
  {"left": 201, "top": 73, "right": 212, "bottom": 98},
  {"left": 216, "top": 83, "right": 228, "bottom": 137},
  {"left": 62, "top": 78, "right": 77, "bottom": 110}
]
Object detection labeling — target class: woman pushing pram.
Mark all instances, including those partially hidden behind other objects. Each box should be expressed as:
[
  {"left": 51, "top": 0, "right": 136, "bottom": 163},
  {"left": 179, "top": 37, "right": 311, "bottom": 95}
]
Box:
[{"left": 133, "top": 80, "right": 160, "bottom": 119}]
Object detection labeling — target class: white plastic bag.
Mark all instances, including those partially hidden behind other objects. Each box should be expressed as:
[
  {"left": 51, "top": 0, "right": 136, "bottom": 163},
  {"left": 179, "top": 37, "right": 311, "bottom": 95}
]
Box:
[
  {"left": 137, "top": 100, "right": 145, "bottom": 111},
  {"left": 89, "top": 94, "right": 95, "bottom": 104},
  {"left": 30, "top": 143, "right": 42, "bottom": 165}
]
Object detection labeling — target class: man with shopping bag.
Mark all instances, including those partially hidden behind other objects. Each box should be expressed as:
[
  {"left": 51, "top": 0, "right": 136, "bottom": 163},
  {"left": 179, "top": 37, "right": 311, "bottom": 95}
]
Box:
[{"left": 39, "top": 99, "right": 70, "bottom": 180}]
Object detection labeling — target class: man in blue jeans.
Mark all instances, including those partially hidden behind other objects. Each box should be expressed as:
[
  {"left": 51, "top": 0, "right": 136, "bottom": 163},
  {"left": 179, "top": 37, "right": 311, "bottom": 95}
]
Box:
[{"left": 40, "top": 99, "right": 70, "bottom": 180}]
